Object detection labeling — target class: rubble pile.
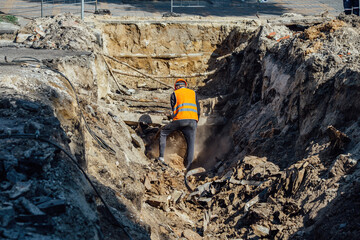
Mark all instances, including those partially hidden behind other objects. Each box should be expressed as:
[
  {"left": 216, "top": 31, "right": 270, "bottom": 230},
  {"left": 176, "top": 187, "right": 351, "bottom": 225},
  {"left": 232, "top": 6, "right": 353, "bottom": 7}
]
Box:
[
  {"left": 190, "top": 13, "right": 360, "bottom": 239},
  {"left": 16, "top": 13, "right": 100, "bottom": 51},
  {"left": 139, "top": 144, "right": 359, "bottom": 239},
  {"left": 0, "top": 97, "right": 101, "bottom": 239}
]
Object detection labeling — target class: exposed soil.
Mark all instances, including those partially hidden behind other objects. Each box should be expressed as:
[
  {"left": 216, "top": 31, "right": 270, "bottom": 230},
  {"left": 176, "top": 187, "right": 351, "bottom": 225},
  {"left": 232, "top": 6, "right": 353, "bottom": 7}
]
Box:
[{"left": 0, "top": 13, "right": 359, "bottom": 240}]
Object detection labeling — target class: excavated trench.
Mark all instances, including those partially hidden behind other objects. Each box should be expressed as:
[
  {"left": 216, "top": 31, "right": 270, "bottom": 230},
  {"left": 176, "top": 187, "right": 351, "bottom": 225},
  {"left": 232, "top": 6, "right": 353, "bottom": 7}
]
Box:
[
  {"left": 89, "top": 19, "right": 261, "bottom": 171},
  {"left": 1, "top": 13, "right": 360, "bottom": 240}
]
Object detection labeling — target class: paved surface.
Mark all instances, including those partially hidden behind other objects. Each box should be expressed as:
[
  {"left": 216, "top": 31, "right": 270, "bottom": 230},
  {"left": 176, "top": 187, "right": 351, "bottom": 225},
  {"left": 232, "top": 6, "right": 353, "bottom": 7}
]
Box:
[{"left": 0, "top": 0, "right": 343, "bottom": 20}]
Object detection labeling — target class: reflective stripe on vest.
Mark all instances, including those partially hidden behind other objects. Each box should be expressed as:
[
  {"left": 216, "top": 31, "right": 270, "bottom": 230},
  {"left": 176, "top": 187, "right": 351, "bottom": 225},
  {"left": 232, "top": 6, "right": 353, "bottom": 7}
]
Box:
[{"left": 173, "top": 88, "right": 198, "bottom": 121}]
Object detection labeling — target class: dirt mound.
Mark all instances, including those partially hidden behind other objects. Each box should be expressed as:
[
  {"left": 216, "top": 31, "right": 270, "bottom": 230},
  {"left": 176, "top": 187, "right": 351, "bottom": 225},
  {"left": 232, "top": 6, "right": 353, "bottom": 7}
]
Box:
[
  {"left": 303, "top": 19, "right": 346, "bottom": 40},
  {"left": 16, "top": 13, "right": 100, "bottom": 51}
]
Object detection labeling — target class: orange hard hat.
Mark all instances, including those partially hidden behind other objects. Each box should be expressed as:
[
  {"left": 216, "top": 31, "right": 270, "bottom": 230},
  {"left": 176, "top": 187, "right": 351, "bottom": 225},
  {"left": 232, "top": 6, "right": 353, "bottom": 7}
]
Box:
[{"left": 174, "top": 78, "right": 187, "bottom": 88}]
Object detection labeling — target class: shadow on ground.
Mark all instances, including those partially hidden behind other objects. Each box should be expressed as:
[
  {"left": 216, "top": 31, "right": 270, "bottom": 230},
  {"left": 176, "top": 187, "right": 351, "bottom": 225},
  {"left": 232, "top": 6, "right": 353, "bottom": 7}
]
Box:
[{"left": 0, "top": 96, "right": 150, "bottom": 240}]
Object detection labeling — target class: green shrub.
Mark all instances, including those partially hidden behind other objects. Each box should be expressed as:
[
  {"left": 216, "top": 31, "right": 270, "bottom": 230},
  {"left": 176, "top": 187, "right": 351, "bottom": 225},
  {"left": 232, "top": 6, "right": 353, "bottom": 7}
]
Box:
[{"left": 0, "top": 15, "right": 18, "bottom": 24}]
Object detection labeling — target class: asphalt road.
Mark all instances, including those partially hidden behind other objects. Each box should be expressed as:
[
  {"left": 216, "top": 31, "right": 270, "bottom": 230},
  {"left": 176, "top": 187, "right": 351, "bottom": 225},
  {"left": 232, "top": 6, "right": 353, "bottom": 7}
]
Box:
[{"left": 0, "top": 0, "right": 344, "bottom": 19}]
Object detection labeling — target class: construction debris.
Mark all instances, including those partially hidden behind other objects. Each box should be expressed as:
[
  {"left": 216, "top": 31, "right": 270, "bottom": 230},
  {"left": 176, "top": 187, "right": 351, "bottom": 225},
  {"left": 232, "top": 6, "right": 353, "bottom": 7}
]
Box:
[{"left": 16, "top": 13, "right": 100, "bottom": 51}]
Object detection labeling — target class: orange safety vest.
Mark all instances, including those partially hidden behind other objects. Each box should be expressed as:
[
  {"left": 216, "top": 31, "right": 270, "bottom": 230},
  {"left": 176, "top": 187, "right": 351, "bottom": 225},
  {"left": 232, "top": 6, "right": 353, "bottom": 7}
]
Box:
[{"left": 173, "top": 88, "right": 198, "bottom": 121}]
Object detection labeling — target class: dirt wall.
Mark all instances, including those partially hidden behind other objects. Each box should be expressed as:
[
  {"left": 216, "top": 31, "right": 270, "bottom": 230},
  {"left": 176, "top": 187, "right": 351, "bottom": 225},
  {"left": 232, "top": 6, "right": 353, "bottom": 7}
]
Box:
[{"left": 99, "top": 20, "right": 259, "bottom": 88}]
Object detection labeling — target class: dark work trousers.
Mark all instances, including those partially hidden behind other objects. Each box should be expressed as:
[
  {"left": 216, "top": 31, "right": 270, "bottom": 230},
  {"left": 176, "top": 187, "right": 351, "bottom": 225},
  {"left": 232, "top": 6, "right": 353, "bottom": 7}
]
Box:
[
  {"left": 344, "top": 0, "right": 360, "bottom": 15},
  {"left": 159, "top": 119, "right": 197, "bottom": 169}
]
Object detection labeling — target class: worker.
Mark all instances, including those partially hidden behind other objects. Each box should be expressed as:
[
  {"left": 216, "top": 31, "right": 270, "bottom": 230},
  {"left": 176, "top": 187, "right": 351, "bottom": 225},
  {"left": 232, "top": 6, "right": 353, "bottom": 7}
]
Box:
[
  {"left": 158, "top": 78, "right": 200, "bottom": 170},
  {"left": 343, "top": 0, "right": 359, "bottom": 15}
]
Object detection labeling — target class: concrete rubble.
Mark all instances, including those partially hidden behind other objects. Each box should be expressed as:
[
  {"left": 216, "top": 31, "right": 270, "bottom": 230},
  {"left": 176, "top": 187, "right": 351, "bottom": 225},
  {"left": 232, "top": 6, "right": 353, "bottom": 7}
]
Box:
[
  {"left": 16, "top": 13, "right": 100, "bottom": 51},
  {"left": 1, "top": 11, "right": 360, "bottom": 240}
]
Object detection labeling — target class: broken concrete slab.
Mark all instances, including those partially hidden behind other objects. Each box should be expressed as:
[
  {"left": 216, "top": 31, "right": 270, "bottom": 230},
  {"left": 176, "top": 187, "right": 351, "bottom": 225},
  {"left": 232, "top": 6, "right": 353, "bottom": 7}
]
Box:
[
  {"left": 251, "top": 224, "right": 270, "bottom": 237},
  {"left": 244, "top": 189, "right": 268, "bottom": 213},
  {"left": 8, "top": 181, "right": 32, "bottom": 199},
  {"left": 19, "top": 197, "right": 46, "bottom": 216},
  {"left": 15, "top": 33, "right": 32, "bottom": 43},
  {"left": 0, "top": 22, "right": 20, "bottom": 35}
]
